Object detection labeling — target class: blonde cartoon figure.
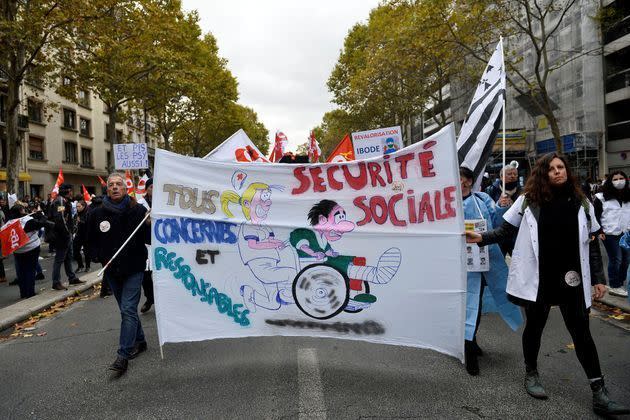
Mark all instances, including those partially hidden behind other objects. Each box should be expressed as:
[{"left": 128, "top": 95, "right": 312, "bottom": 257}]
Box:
[{"left": 221, "top": 182, "right": 296, "bottom": 312}]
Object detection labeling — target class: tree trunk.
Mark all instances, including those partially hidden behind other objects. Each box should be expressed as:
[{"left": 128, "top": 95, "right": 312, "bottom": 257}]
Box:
[
  {"left": 6, "top": 49, "right": 24, "bottom": 195},
  {"left": 547, "top": 113, "right": 563, "bottom": 154},
  {"left": 161, "top": 131, "right": 171, "bottom": 151},
  {"left": 107, "top": 103, "right": 118, "bottom": 171}
]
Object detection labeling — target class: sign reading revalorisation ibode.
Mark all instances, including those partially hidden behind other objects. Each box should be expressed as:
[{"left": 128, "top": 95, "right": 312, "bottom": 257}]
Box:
[
  {"left": 151, "top": 124, "right": 466, "bottom": 360},
  {"left": 114, "top": 143, "right": 149, "bottom": 170},
  {"left": 352, "top": 125, "right": 404, "bottom": 160}
]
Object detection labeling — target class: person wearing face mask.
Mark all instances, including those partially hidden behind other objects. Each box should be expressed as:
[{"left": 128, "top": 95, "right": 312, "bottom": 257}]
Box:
[
  {"left": 593, "top": 171, "right": 630, "bottom": 298},
  {"left": 486, "top": 163, "right": 522, "bottom": 255},
  {"left": 467, "top": 153, "right": 628, "bottom": 416}
]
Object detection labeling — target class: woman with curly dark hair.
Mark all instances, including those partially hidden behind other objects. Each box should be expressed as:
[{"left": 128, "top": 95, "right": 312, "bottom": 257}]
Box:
[
  {"left": 467, "top": 153, "right": 628, "bottom": 416},
  {"left": 593, "top": 170, "right": 630, "bottom": 298}
]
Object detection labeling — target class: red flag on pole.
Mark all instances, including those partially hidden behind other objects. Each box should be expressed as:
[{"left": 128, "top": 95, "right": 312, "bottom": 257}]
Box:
[
  {"left": 97, "top": 175, "right": 107, "bottom": 187},
  {"left": 269, "top": 131, "right": 288, "bottom": 162},
  {"left": 326, "top": 134, "right": 355, "bottom": 163},
  {"left": 0, "top": 219, "right": 29, "bottom": 257},
  {"left": 50, "top": 168, "right": 64, "bottom": 199},
  {"left": 308, "top": 130, "right": 321, "bottom": 163},
  {"left": 81, "top": 184, "right": 91, "bottom": 203},
  {"left": 125, "top": 170, "right": 135, "bottom": 197}
]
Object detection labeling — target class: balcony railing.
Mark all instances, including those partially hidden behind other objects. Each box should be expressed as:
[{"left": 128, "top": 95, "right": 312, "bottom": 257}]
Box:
[
  {"left": 608, "top": 120, "right": 630, "bottom": 141},
  {"left": 606, "top": 69, "right": 630, "bottom": 93}
]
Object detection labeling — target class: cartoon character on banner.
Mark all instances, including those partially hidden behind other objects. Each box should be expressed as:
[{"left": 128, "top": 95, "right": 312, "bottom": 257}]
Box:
[
  {"left": 221, "top": 178, "right": 296, "bottom": 312},
  {"left": 383, "top": 137, "right": 399, "bottom": 155},
  {"left": 288, "top": 200, "right": 402, "bottom": 318}
]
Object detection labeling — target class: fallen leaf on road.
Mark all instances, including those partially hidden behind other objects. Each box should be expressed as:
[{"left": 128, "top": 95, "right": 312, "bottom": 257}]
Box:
[
  {"left": 22, "top": 333, "right": 33, "bottom": 338},
  {"left": 609, "top": 314, "right": 627, "bottom": 320},
  {"left": 23, "top": 327, "right": 36, "bottom": 331},
  {"left": 566, "top": 343, "right": 575, "bottom": 350},
  {"left": 36, "top": 332, "right": 47, "bottom": 337},
  {"left": 69, "top": 322, "right": 78, "bottom": 327}
]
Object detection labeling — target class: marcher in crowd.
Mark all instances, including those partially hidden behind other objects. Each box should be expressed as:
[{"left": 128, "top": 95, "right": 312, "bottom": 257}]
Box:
[
  {"left": 460, "top": 166, "right": 523, "bottom": 376},
  {"left": 8, "top": 202, "right": 54, "bottom": 299},
  {"left": 137, "top": 178, "right": 154, "bottom": 313},
  {"left": 467, "top": 153, "right": 629, "bottom": 416},
  {"left": 87, "top": 195, "right": 111, "bottom": 298},
  {"left": 87, "top": 173, "right": 149, "bottom": 375},
  {"left": 486, "top": 162, "right": 522, "bottom": 255},
  {"left": 73, "top": 199, "right": 90, "bottom": 273},
  {"left": 593, "top": 171, "right": 630, "bottom": 298},
  {"left": 48, "top": 184, "right": 83, "bottom": 290},
  {"left": 0, "top": 198, "right": 6, "bottom": 283}
]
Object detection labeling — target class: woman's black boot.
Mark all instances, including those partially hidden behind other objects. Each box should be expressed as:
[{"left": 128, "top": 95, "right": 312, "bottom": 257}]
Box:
[
  {"left": 464, "top": 340, "right": 479, "bottom": 376},
  {"left": 591, "top": 378, "right": 630, "bottom": 415}
]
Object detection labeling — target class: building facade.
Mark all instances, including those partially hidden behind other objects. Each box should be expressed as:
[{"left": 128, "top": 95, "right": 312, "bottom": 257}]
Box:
[
  {"left": 602, "top": 0, "right": 630, "bottom": 174},
  {"left": 0, "top": 77, "right": 159, "bottom": 199}
]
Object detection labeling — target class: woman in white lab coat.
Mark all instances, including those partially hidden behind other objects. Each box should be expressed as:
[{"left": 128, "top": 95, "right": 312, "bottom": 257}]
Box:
[{"left": 467, "top": 153, "right": 628, "bottom": 417}]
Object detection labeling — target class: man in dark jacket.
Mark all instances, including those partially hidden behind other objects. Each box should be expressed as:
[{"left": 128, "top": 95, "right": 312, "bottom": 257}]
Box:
[
  {"left": 87, "top": 173, "right": 149, "bottom": 375},
  {"left": 49, "top": 184, "right": 82, "bottom": 290}
]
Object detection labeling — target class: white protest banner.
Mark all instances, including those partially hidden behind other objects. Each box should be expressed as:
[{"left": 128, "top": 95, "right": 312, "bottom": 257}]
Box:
[
  {"left": 151, "top": 124, "right": 466, "bottom": 360},
  {"left": 114, "top": 143, "right": 149, "bottom": 169},
  {"left": 351, "top": 126, "right": 404, "bottom": 160},
  {"left": 203, "top": 129, "right": 270, "bottom": 163}
]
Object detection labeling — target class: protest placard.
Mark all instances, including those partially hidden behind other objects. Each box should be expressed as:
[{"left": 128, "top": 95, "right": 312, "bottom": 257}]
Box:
[
  {"left": 114, "top": 143, "right": 149, "bottom": 169},
  {"left": 351, "top": 126, "right": 404, "bottom": 160},
  {"left": 151, "top": 124, "right": 466, "bottom": 360}
]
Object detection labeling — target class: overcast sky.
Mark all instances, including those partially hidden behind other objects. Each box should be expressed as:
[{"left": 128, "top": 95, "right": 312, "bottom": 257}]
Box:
[{"left": 182, "top": 0, "right": 381, "bottom": 151}]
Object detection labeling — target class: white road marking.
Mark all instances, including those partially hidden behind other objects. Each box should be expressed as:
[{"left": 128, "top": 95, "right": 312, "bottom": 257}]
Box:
[{"left": 297, "top": 348, "right": 327, "bottom": 420}]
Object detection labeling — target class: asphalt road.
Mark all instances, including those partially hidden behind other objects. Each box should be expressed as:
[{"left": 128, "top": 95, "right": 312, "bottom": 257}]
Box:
[
  {"left": 0, "top": 250, "right": 97, "bottom": 309},
  {"left": 0, "top": 289, "right": 628, "bottom": 419}
]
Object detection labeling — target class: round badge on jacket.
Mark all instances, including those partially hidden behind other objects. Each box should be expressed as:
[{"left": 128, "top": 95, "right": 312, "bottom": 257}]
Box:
[
  {"left": 99, "top": 221, "right": 111, "bottom": 233},
  {"left": 564, "top": 270, "right": 581, "bottom": 287}
]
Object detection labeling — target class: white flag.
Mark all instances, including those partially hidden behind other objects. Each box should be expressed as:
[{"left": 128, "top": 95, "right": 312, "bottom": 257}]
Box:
[{"left": 457, "top": 39, "right": 506, "bottom": 189}]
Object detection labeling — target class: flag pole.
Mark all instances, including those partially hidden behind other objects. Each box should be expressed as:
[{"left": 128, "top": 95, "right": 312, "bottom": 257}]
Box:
[
  {"left": 500, "top": 36, "right": 507, "bottom": 195},
  {"left": 97, "top": 210, "right": 151, "bottom": 277}
]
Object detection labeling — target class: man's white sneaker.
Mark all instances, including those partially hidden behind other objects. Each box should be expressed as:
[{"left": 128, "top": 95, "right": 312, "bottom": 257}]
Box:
[{"left": 608, "top": 287, "right": 628, "bottom": 298}]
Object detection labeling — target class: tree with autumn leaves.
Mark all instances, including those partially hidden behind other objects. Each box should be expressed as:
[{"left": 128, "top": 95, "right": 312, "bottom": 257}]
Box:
[
  {"left": 318, "top": 0, "right": 593, "bottom": 155},
  {"left": 1, "top": 0, "right": 268, "bottom": 192}
]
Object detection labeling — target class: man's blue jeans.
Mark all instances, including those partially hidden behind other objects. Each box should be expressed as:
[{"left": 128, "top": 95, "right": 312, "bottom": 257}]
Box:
[
  {"left": 52, "top": 239, "right": 77, "bottom": 287},
  {"left": 602, "top": 234, "right": 629, "bottom": 288},
  {"left": 105, "top": 271, "right": 146, "bottom": 359}
]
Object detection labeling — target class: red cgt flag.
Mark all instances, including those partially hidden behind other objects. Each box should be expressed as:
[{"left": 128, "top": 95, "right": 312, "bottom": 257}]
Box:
[
  {"left": 81, "top": 184, "right": 91, "bottom": 203},
  {"left": 97, "top": 175, "right": 107, "bottom": 187},
  {"left": 125, "top": 170, "right": 135, "bottom": 197},
  {"left": 326, "top": 134, "right": 355, "bottom": 163},
  {"left": 0, "top": 219, "right": 29, "bottom": 257},
  {"left": 308, "top": 130, "right": 321, "bottom": 163},
  {"left": 50, "top": 168, "right": 64, "bottom": 200},
  {"left": 269, "top": 131, "right": 288, "bottom": 162}
]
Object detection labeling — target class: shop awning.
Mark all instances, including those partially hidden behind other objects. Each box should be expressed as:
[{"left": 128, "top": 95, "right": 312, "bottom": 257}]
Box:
[{"left": 0, "top": 171, "right": 32, "bottom": 181}]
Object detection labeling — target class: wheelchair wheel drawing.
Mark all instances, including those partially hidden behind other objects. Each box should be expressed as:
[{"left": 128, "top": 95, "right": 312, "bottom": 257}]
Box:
[
  {"left": 343, "top": 281, "right": 370, "bottom": 314},
  {"left": 292, "top": 264, "right": 349, "bottom": 320}
]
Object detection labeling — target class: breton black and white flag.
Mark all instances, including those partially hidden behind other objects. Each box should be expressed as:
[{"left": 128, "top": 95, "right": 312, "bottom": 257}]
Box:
[{"left": 457, "top": 39, "right": 506, "bottom": 189}]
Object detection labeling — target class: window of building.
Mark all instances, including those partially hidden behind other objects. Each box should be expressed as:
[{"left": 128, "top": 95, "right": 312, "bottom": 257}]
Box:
[
  {"left": 63, "top": 108, "right": 76, "bottom": 129},
  {"left": 576, "top": 115, "right": 584, "bottom": 132},
  {"left": 79, "top": 117, "right": 91, "bottom": 137},
  {"left": 64, "top": 141, "right": 78, "bottom": 163},
  {"left": 0, "top": 95, "right": 6, "bottom": 123},
  {"left": 78, "top": 90, "right": 90, "bottom": 108},
  {"left": 575, "top": 82, "right": 583, "bottom": 98},
  {"left": 28, "top": 136, "right": 44, "bottom": 160},
  {"left": 81, "top": 147, "right": 93, "bottom": 167},
  {"left": 106, "top": 151, "right": 112, "bottom": 168},
  {"left": 104, "top": 123, "right": 123, "bottom": 142},
  {"left": 27, "top": 99, "right": 43, "bottom": 123}
]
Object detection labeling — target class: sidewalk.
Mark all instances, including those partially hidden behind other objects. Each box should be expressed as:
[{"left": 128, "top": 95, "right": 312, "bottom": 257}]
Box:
[
  {"left": 0, "top": 270, "right": 101, "bottom": 332},
  {"left": 597, "top": 291, "right": 630, "bottom": 313}
]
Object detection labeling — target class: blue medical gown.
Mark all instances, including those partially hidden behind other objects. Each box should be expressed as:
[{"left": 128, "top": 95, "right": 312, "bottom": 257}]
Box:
[{"left": 464, "top": 193, "right": 523, "bottom": 340}]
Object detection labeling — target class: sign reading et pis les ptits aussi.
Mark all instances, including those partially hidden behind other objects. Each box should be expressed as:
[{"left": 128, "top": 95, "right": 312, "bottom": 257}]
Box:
[
  {"left": 114, "top": 143, "right": 149, "bottom": 170},
  {"left": 351, "top": 126, "right": 404, "bottom": 160}
]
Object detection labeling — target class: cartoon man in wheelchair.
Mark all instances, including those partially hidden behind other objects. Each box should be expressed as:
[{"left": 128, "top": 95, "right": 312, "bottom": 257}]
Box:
[{"left": 289, "top": 199, "right": 402, "bottom": 319}]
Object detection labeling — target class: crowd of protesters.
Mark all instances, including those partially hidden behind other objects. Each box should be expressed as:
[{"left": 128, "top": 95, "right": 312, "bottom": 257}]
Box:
[{"left": 0, "top": 155, "right": 629, "bottom": 414}]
